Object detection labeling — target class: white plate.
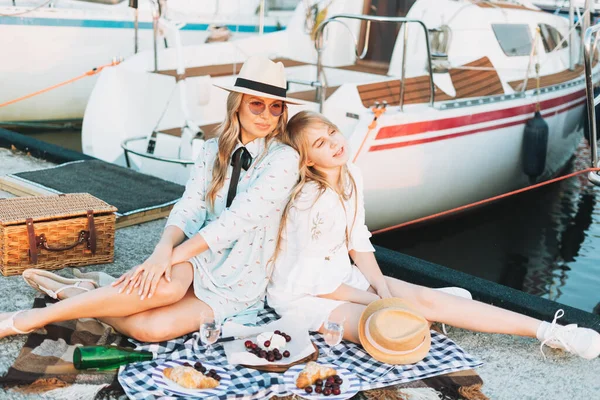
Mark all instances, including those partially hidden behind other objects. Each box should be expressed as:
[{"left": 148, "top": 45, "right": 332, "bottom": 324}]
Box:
[
  {"left": 283, "top": 363, "right": 360, "bottom": 400},
  {"left": 222, "top": 317, "right": 315, "bottom": 367},
  {"left": 152, "top": 359, "right": 231, "bottom": 398}
]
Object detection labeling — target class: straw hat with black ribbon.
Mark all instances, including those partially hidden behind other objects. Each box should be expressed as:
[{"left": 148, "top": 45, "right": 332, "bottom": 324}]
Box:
[
  {"left": 359, "top": 298, "right": 431, "bottom": 365},
  {"left": 214, "top": 55, "right": 307, "bottom": 105}
]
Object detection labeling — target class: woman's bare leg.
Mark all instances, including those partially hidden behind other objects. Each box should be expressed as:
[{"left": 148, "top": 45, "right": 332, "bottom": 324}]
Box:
[
  {"left": 384, "top": 276, "right": 540, "bottom": 337},
  {"left": 318, "top": 303, "right": 367, "bottom": 344},
  {"left": 1, "top": 262, "right": 194, "bottom": 338},
  {"left": 99, "top": 286, "right": 213, "bottom": 342}
]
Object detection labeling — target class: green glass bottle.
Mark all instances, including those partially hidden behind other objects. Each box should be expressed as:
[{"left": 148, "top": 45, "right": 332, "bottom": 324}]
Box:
[{"left": 73, "top": 345, "right": 154, "bottom": 371}]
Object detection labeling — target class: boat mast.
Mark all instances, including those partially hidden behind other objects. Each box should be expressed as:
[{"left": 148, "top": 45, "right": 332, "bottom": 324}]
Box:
[
  {"left": 259, "top": 0, "right": 265, "bottom": 35},
  {"left": 130, "top": 0, "right": 139, "bottom": 54},
  {"left": 570, "top": 0, "right": 575, "bottom": 69}
]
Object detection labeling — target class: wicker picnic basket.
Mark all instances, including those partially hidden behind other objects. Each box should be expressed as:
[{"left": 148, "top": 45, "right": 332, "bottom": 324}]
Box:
[{"left": 0, "top": 193, "right": 117, "bottom": 276}]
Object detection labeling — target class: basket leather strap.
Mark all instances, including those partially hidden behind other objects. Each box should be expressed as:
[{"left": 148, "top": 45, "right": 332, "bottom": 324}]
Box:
[
  {"left": 87, "top": 210, "right": 97, "bottom": 255},
  {"left": 26, "top": 218, "right": 38, "bottom": 265},
  {"left": 25, "top": 212, "right": 98, "bottom": 264}
]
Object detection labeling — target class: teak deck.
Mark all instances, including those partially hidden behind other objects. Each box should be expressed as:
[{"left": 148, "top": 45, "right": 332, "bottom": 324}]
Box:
[
  {"left": 356, "top": 57, "right": 505, "bottom": 107},
  {"left": 508, "top": 65, "right": 584, "bottom": 92},
  {"left": 155, "top": 59, "right": 309, "bottom": 80},
  {"left": 157, "top": 54, "right": 585, "bottom": 111}
]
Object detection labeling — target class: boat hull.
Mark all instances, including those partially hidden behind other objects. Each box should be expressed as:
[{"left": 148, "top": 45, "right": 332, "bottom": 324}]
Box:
[
  {"left": 0, "top": 2, "right": 288, "bottom": 122},
  {"left": 356, "top": 90, "right": 586, "bottom": 231}
]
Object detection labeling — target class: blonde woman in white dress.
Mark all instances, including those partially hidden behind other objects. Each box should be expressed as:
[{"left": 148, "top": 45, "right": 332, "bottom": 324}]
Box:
[
  {"left": 0, "top": 57, "right": 302, "bottom": 342},
  {"left": 267, "top": 110, "right": 600, "bottom": 360}
]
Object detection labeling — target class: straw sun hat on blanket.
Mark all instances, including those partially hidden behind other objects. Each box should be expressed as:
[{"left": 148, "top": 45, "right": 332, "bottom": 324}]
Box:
[{"left": 359, "top": 298, "right": 431, "bottom": 365}]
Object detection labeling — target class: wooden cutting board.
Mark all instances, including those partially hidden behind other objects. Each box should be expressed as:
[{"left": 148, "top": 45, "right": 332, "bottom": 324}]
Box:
[{"left": 240, "top": 342, "right": 319, "bottom": 373}]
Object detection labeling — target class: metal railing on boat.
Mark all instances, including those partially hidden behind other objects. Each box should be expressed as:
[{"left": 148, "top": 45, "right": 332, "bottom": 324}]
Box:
[
  {"left": 583, "top": 22, "right": 600, "bottom": 185},
  {"left": 121, "top": 136, "right": 195, "bottom": 168},
  {"left": 312, "top": 14, "right": 435, "bottom": 112}
]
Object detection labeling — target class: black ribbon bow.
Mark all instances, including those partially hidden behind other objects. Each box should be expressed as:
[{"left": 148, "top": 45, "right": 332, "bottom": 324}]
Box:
[{"left": 226, "top": 146, "right": 253, "bottom": 208}]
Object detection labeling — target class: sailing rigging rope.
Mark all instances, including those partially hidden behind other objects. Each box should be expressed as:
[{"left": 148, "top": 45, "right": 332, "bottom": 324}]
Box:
[
  {"left": 547, "top": 7, "right": 591, "bottom": 55},
  {"left": 0, "top": 0, "right": 52, "bottom": 17},
  {"left": 0, "top": 60, "right": 121, "bottom": 109},
  {"left": 372, "top": 167, "right": 600, "bottom": 235}
]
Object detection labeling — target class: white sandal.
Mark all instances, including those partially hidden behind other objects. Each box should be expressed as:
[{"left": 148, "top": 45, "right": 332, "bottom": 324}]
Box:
[
  {"left": 22, "top": 269, "right": 99, "bottom": 300},
  {"left": 0, "top": 311, "right": 34, "bottom": 336},
  {"left": 72, "top": 268, "right": 116, "bottom": 287}
]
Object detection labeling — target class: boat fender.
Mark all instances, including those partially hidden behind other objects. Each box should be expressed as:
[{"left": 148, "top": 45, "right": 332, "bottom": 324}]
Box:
[{"left": 522, "top": 110, "right": 548, "bottom": 178}]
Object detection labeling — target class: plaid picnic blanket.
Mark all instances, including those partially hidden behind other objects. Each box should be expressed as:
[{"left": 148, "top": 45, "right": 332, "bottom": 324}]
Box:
[
  {"left": 0, "top": 297, "right": 129, "bottom": 399},
  {"left": 119, "top": 306, "right": 483, "bottom": 399},
  {"left": 0, "top": 298, "right": 485, "bottom": 399}
]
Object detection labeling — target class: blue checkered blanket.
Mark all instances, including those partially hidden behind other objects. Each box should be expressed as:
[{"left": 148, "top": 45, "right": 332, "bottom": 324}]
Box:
[{"left": 118, "top": 307, "right": 482, "bottom": 399}]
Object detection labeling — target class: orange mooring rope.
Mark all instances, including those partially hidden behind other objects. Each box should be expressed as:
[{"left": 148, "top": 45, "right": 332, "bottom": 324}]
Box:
[
  {"left": 353, "top": 102, "right": 387, "bottom": 163},
  {"left": 0, "top": 60, "right": 121, "bottom": 109},
  {"left": 372, "top": 166, "right": 600, "bottom": 235}
]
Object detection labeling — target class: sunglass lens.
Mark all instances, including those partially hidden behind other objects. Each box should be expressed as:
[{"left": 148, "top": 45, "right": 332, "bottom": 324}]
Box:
[
  {"left": 248, "top": 101, "right": 266, "bottom": 115},
  {"left": 269, "top": 102, "right": 284, "bottom": 117}
]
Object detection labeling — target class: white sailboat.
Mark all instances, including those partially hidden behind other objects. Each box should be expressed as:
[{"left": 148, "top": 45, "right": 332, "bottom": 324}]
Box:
[
  {"left": 532, "top": 0, "right": 600, "bottom": 16},
  {"left": 0, "top": 0, "right": 298, "bottom": 123},
  {"left": 82, "top": 0, "right": 598, "bottom": 230}
]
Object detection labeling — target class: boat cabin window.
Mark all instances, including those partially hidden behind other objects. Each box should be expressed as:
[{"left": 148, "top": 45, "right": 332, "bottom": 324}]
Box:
[
  {"left": 539, "top": 24, "right": 568, "bottom": 52},
  {"left": 491, "top": 24, "right": 532, "bottom": 57}
]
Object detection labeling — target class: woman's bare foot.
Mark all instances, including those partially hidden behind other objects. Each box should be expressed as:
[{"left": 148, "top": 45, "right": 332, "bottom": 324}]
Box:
[
  {"left": 0, "top": 312, "right": 16, "bottom": 339},
  {"left": 31, "top": 275, "right": 96, "bottom": 300},
  {"left": 0, "top": 311, "right": 35, "bottom": 339}
]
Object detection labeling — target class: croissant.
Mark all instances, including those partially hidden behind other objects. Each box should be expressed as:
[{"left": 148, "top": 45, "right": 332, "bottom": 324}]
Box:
[
  {"left": 295, "top": 361, "right": 337, "bottom": 388},
  {"left": 163, "top": 366, "right": 219, "bottom": 389}
]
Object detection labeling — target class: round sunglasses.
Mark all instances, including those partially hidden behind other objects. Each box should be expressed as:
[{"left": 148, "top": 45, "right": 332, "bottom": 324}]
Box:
[{"left": 244, "top": 99, "right": 286, "bottom": 117}]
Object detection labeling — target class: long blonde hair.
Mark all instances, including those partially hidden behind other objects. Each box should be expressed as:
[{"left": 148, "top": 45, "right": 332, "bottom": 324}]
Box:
[
  {"left": 206, "top": 92, "right": 289, "bottom": 210},
  {"left": 270, "top": 111, "right": 358, "bottom": 266}
]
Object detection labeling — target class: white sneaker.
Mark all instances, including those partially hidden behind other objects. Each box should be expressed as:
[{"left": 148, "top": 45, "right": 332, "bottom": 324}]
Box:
[
  {"left": 537, "top": 309, "right": 600, "bottom": 360},
  {"left": 434, "top": 287, "right": 473, "bottom": 335},
  {"left": 435, "top": 287, "right": 473, "bottom": 300}
]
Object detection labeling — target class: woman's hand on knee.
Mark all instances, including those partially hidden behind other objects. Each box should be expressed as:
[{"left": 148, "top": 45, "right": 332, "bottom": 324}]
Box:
[
  {"left": 114, "top": 244, "right": 174, "bottom": 300},
  {"left": 113, "top": 265, "right": 149, "bottom": 296},
  {"left": 112, "top": 267, "right": 137, "bottom": 293},
  {"left": 137, "top": 245, "right": 174, "bottom": 300}
]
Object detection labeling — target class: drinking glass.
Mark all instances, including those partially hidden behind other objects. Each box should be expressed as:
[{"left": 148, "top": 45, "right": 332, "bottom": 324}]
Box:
[
  {"left": 199, "top": 312, "right": 221, "bottom": 357},
  {"left": 323, "top": 315, "right": 345, "bottom": 358}
]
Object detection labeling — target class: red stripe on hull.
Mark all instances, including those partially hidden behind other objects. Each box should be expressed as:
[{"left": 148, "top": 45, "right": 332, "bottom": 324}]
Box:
[
  {"left": 375, "top": 90, "right": 585, "bottom": 140},
  {"left": 368, "top": 100, "right": 585, "bottom": 152}
]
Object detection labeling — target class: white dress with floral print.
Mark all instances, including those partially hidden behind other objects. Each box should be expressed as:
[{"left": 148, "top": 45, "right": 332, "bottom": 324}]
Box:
[
  {"left": 166, "top": 136, "right": 299, "bottom": 323},
  {"left": 267, "top": 163, "right": 375, "bottom": 331}
]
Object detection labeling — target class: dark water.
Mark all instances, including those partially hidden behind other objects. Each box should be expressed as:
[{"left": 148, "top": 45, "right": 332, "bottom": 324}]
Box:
[
  {"left": 373, "top": 141, "right": 600, "bottom": 315},
  {"left": 19, "top": 130, "right": 600, "bottom": 314}
]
